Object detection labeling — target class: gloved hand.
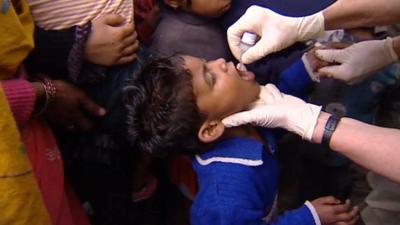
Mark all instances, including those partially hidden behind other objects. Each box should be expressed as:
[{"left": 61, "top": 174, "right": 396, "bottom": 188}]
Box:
[
  {"left": 222, "top": 84, "right": 321, "bottom": 141},
  {"left": 315, "top": 37, "right": 399, "bottom": 85},
  {"left": 227, "top": 5, "right": 325, "bottom": 64}
]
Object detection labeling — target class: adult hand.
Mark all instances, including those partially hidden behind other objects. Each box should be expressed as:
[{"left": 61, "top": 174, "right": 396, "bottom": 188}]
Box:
[
  {"left": 315, "top": 37, "right": 399, "bottom": 85},
  {"left": 311, "top": 196, "right": 359, "bottom": 225},
  {"left": 45, "top": 80, "right": 106, "bottom": 131},
  {"left": 227, "top": 5, "right": 325, "bottom": 64},
  {"left": 222, "top": 84, "right": 321, "bottom": 141},
  {"left": 84, "top": 14, "right": 139, "bottom": 66}
]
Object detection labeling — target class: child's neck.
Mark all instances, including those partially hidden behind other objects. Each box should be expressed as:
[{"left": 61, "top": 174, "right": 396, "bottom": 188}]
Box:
[{"left": 222, "top": 125, "right": 266, "bottom": 144}]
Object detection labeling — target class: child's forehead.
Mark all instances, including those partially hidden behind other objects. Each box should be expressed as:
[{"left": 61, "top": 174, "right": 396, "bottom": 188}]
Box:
[
  {"left": 181, "top": 55, "right": 203, "bottom": 65},
  {"left": 180, "top": 56, "right": 206, "bottom": 77}
]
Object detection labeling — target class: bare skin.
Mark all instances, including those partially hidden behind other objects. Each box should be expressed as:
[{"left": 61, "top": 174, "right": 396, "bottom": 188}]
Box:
[
  {"left": 32, "top": 80, "right": 105, "bottom": 131},
  {"left": 84, "top": 14, "right": 139, "bottom": 66},
  {"left": 323, "top": 0, "right": 400, "bottom": 30},
  {"left": 312, "top": 112, "right": 400, "bottom": 183}
]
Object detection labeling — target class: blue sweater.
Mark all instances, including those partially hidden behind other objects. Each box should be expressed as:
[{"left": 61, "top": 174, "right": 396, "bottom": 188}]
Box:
[
  {"left": 191, "top": 60, "right": 319, "bottom": 225},
  {"left": 191, "top": 129, "right": 320, "bottom": 225}
]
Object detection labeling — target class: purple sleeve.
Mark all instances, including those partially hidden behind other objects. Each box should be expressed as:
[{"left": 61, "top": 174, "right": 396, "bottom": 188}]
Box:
[
  {"left": 25, "top": 22, "right": 92, "bottom": 82},
  {"left": 67, "top": 22, "right": 92, "bottom": 81}
]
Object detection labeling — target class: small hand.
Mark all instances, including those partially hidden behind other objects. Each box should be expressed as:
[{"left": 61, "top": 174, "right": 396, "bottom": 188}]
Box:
[
  {"left": 84, "top": 14, "right": 140, "bottom": 66},
  {"left": 45, "top": 80, "right": 106, "bottom": 131},
  {"left": 302, "top": 43, "right": 348, "bottom": 82},
  {"left": 311, "top": 196, "right": 359, "bottom": 225}
]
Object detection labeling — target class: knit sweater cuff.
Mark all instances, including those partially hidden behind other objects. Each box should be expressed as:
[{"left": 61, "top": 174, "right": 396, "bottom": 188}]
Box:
[{"left": 1, "top": 79, "right": 36, "bottom": 126}]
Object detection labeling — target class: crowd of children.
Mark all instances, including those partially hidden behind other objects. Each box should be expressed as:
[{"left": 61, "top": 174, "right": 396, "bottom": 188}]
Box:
[{"left": 1, "top": 0, "right": 399, "bottom": 225}]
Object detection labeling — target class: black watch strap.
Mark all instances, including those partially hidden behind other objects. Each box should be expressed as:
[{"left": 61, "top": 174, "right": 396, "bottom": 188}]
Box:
[{"left": 322, "top": 115, "right": 341, "bottom": 148}]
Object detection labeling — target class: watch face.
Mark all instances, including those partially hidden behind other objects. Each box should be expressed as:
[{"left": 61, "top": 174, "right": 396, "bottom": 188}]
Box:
[
  {"left": 322, "top": 115, "right": 341, "bottom": 147},
  {"left": 326, "top": 116, "right": 340, "bottom": 131}
]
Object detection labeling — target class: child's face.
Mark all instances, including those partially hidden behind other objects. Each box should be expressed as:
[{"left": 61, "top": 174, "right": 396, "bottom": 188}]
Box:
[
  {"left": 182, "top": 55, "right": 260, "bottom": 121},
  {"left": 170, "top": 0, "right": 231, "bottom": 17}
]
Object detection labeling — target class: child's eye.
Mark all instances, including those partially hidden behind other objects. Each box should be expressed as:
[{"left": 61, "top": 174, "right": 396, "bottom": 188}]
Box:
[
  {"left": 206, "top": 71, "right": 216, "bottom": 87},
  {"left": 203, "top": 60, "right": 216, "bottom": 88}
]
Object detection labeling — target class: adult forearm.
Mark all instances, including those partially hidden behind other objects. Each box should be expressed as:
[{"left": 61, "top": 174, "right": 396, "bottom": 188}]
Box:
[
  {"left": 323, "top": 0, "right": 400, "bottom": 30},
  {"left": 312, "top": 112, "right": 400, "bottom": 183}
]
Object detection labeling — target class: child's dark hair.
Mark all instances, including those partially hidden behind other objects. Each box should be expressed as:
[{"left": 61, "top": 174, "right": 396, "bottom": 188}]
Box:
[{"left": 123, "top": 56, "right": 209, "bottom": 156}]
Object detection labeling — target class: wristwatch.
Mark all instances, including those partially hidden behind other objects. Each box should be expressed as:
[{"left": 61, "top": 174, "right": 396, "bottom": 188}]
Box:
[{"left": 322, "top": 115, "right": 341, "bottom": 148}]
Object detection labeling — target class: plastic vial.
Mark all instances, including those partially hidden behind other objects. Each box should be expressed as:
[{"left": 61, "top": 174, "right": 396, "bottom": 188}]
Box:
[{"left": 237, "top": 32, "right": 258, "bottom": 71}]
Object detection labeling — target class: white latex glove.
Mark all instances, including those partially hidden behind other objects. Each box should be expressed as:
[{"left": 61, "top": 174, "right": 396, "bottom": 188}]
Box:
[
  {"left": 222, "top": 84, "right": 322, "bottom": 141},
  {"left": 227, "top": 5, "right": 325, "bottom": 64},
  {"left": 315, "top": 37, "right": 399, "bottom": 85}
]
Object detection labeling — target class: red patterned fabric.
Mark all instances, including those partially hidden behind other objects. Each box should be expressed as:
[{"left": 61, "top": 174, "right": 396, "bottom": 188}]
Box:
[{"left": 22, "top": 119, "right": 91, "bottom": 225}]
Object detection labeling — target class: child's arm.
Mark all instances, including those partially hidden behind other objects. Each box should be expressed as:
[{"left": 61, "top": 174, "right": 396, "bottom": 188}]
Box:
[
  {"left": 276, "top": 57, "right": 314, "bottom": 100},
  {"left": 277, "top": 43, "right": 352, "bottom": 99},
  {"left": 246, "top": 43, "right": 307, "bottom": 85},
  {"left": 192, "top": 204, "right": 320, "bottom": 225},
  {"left": 192, "top": 191, "right": 358, "bottom": 225},
  {"left": 276, "top": 45, "right": 330, "bottom": 99},
  {"left": 191, "top": 155, "right": 357, "bottom": 225}
]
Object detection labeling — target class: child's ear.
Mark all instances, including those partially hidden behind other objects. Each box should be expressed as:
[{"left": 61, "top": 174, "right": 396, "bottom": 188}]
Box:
[
  {"left": 163, "top": 0, "right": 182, "bottom": 9},
  {"left": 198, "top": 120, "right": 225, "bottom": 143}
]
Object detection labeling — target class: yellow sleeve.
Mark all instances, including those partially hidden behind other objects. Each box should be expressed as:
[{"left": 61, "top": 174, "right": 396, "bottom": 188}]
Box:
[
  {"left": 0, "top": 1, "right": 51, "bottom": 224},
  {"left": 0, "top": 85, "right": 51, "bottom": 225},
  {"left": 0, "top": 0, "right": 34, "bottom": 79}
]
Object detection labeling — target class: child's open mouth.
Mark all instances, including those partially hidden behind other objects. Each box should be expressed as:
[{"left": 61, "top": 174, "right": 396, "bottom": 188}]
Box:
[{"left": 237, "top": 69, "right": 255, "bottom": 81}]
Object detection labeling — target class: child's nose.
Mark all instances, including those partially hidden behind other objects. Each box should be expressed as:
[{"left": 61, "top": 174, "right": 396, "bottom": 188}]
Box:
[
  {"left": 217, "top": 58, "right": 228, "bottom": 71},
  {"left": 211, "top": 58, "right": 226, "bottom": 64},
  {"left": 209, "top": 58, "right": 228, "bottom": 71}
]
